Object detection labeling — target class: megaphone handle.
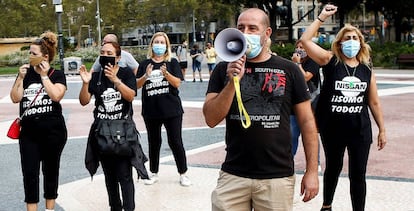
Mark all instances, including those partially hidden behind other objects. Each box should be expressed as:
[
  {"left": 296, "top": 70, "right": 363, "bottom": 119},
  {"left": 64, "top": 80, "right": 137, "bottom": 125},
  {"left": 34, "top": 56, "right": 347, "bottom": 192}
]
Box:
[{"left": 233, "top": 76, "right": 251, "bottom": 128}]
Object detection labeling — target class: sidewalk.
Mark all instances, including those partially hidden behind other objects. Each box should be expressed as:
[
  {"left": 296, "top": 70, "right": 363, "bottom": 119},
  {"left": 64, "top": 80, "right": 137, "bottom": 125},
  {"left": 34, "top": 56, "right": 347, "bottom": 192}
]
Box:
[
  {"left": 55, "top": 69, "right": 414, "bottom": 211},
  {"left": 2, "top": 69, "right": 414, "bottom": 210},
  {"left": 56, "top": 164, "right": 414, "bottom": 211}
]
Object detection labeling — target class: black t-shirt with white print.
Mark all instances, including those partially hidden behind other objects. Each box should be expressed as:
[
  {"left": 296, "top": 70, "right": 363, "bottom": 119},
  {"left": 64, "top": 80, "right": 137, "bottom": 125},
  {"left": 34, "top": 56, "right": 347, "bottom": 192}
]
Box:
[
  {"left": 21, "top": 66, "right": 66, "bottom": 120},
  {"left": 206, "top": 54, "right": 310, "bottom": 179},
  {"left": 137, "top": 58, "right": 184, "bottom": 119},
  {"left": 88, "top": 67, "right": 137, "bottom": 120},
  {"left": 316, "top": 56, "right": 372, "bottom": 142}
]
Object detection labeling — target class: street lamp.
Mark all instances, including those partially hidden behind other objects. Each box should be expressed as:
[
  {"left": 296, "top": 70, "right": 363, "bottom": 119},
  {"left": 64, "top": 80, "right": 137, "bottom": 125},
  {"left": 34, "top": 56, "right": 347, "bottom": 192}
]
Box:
[
  {"left": 53, "top": 0, "right": 64, "bottom": 71},
  {"left": 361, "top": 0, "right": 366, "bottom": 32},
  {"left": 96, "top": 0, "right": 102, "bottom": 46},
  {"left": 192, "top": 10, "right": 196, "bottom": 43},
  {"left": 200, "top": 20, "right": 205, "bottom": 47},
  {"left": 79, "top": 25, "right": 91, "bottom": 47}
]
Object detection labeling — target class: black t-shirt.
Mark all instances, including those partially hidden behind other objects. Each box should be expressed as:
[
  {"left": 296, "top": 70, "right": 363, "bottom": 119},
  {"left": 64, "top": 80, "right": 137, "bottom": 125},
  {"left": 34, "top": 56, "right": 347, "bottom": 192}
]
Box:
[
  {"left": 206, "top": 55, "right": 310, "bottom": 179},
  {"left": 21, "top": 67, "right": 66, "bottom": 120},
  {"left": 302, "top": 58, "right": 320, "bottom": 93},
  {"left": 88, "top": 67, "right": 137, "bottom": 120},
  {"left": 190, "top": 49, "right": 201, "bottom": 61},
  {"left": 137, "top": 58, "right": 184, "bottom": 119},
  {"left": 316, "top": 56, "right": 372, "bottom": 142}
]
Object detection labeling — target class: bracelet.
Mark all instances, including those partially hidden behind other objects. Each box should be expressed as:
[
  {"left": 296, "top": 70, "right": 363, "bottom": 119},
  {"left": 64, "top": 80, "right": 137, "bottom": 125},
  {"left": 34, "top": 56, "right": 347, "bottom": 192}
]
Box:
[
  {"left": 317, "top": 17, "right": 325, "bottom": 23},
  {"left": 296, "top": 62, "right": 301, "bottom": 65},
  {"left": 41, "top": 75, "right": 49, "bottom": 81},
  {"left": 144, "top": 73, "right": 149, "bottom": 79},
  {"left": 164, "top": 71, "right": 169, "bottom": 77}
]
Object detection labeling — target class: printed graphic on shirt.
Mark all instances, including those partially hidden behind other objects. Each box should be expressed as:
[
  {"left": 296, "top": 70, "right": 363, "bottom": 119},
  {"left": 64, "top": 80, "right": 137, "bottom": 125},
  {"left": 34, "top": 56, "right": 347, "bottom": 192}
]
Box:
[
  {"left": 97, "top": 87, "right": 124, "bottom": 120},
  {"left": 23, "top": 83, "right": 53, "bottom": 116},
  {"left": 230, "top": 67, "right": 286, "bottom": 129},
  {"left": 145, "top": 69, "right": 169, "bottom": 96},
  {"left": 332, "top": 76, "right": 367, "bottom": 114}
]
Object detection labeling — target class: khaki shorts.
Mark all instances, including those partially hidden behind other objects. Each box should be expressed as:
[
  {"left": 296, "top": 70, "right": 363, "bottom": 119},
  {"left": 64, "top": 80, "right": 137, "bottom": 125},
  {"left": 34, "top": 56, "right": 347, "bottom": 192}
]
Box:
[{"left": 212, "top": 171, "right": 295, "bottom": 211}]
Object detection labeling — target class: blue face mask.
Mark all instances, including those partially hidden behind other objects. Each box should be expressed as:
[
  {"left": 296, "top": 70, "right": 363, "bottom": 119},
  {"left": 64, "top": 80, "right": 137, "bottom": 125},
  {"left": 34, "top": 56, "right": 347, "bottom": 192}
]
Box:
[
  {"left": 152, "top": 44, "right": 167, "bottom": 56},
  {"left": 244, "top": 34, "right": 263, "bottom": 59},
  {"left": 341, "top": 40, "right": 361, "bottom": 58}
]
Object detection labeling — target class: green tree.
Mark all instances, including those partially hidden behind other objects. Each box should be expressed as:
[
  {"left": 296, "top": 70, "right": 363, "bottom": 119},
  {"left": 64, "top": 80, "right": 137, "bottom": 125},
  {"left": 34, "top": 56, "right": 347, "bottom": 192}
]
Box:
[
  {"left": 0, "top": 0, "right": 56, "bottom": 37},
  {"left": 120, "top": 0, "right": 235, "bottom": 44},
  {"left": 365, "top": 0, "right": 414, "bottom": 42}
]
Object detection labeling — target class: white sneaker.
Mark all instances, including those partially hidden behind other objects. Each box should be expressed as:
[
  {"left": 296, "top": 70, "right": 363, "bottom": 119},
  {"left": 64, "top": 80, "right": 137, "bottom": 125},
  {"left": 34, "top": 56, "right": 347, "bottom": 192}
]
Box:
[
  {"left": 144, "top": 173, "right": 158, "bottom": 185},
  {"left": 179, "top": 174, "right": 192, "bottom": 187}
]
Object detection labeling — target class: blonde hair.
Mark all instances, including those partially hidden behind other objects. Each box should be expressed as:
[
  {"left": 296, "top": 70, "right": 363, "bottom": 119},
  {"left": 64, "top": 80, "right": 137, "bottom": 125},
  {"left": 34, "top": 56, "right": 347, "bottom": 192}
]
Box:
[
  {"left": 147, "top": 32, "right": 172, "bottom": 61},
  {"left": 331, "top": 24, "right": 371, "bottom": 65},
  {"left": 32, "top": 31, "right": 58, "bottom": 63}
]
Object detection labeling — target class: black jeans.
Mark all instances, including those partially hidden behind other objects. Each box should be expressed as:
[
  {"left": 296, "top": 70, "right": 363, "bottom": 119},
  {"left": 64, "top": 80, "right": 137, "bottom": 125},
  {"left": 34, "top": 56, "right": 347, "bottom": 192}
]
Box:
[
  {"left": 320, "top": 133, "right": 371, "bottom": 211},
  {"left": 144, "top": 115, "right": 188, "bottom": 174},
  {"left": 19, "top": 116, "right": 67, "bottom": 203},
  {"left": 101, "top": 155, "right": 135, "bottom": 211}
]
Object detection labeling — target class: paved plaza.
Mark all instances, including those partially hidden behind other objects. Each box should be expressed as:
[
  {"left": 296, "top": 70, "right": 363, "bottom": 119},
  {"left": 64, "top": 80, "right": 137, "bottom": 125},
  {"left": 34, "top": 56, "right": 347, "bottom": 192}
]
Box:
[{"left": 1, "top": 68, "right": 414, "bottom": 210}]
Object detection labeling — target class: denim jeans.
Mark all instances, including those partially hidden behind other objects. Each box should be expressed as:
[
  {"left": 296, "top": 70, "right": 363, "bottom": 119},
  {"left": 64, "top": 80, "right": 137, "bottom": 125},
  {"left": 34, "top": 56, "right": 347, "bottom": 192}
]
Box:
[{"left": 290, "top": 115, "right": 301, "bottom": 156}]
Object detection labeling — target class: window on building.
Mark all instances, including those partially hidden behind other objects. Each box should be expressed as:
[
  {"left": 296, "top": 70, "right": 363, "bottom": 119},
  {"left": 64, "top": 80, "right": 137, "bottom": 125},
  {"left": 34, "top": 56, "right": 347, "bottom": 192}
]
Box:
[
  {"left": 298, "top": 6, "right": 304, "bottom": 20},
  {"left": 308, "top": 6, "right": 315, "bottom": 21}
]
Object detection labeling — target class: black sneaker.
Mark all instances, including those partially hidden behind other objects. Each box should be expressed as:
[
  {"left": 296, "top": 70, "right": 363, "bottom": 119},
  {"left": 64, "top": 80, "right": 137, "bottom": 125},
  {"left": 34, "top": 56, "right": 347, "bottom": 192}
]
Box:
[
  {"left": 193, "top": 79, "right": 196, "bottom": 82},
  {"left": 200, "top": 78, "right": 203, "bottom": 82}
]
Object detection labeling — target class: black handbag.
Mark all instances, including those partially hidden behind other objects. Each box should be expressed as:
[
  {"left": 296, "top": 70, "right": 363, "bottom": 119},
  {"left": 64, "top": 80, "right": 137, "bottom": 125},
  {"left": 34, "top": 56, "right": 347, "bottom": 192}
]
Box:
[{"left": 95, "top": 119, "right": 139, "bottom": 156}]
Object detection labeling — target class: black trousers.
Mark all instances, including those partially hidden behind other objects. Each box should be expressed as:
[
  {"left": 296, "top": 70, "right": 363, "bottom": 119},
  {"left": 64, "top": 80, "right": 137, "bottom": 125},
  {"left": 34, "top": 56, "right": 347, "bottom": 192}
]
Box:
[
  {"left": 19, "top": 116, "right": 67, "bottom": 203},
  {"left": 320, "top": 133, "right": 371, "bottom": 211},
  {"left": 144, "top": 115, "right": 188, "bottom": 174},
  {"left": 101, "top": 155, "right": 135, "bottom": 211}
]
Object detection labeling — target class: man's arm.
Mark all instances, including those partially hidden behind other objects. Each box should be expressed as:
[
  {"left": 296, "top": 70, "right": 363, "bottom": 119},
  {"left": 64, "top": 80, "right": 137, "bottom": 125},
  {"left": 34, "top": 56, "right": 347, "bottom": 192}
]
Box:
[
  {"left": 122, "top": 51, "right": 139, "bottom": 76},
  {"left": 203, "top": 57, "right": 246, "bottom": 127},
  {"left": 293, "top": 101, "right": 319, "bottom": 202},
  {"left": 203, "top": 83, "right": 235, "bottom": 128},
  {"left": 91, "top": 56, "right": 100, "bottom": 72}
]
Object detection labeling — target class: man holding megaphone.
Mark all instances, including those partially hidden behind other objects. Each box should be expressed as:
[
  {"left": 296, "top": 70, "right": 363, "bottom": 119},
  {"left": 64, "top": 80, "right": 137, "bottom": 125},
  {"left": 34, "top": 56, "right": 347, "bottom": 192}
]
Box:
[{"left": 203, "top": 8, "right": 319, "bottom": 211}]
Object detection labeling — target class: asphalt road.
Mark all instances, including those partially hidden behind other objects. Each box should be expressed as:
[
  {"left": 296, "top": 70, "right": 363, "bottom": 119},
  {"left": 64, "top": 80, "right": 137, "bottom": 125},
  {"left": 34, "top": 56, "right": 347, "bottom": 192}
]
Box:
[
  {"left": 1, "top": 69, "right": 414, "bottom": 210},
  {"left": 0, "top": 76, "right": 219, "bottom": 211}
]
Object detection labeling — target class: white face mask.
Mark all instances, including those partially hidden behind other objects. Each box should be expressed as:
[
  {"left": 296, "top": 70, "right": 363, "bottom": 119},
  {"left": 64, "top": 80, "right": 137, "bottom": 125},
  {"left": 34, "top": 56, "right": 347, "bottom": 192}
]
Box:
[
  {"left": 341, "top": 40, "right": 361, "bottom": 58},
  {"left": 244, "top": 34, "right": 263, "bottom": 59},
  {"left": 153, "top": 44, "right": 167, "bottom": 56}
]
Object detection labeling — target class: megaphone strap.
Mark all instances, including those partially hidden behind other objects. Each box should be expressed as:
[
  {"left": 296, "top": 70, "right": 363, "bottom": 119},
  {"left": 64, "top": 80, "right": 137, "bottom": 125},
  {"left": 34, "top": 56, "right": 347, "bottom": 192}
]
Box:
[{"left": 233, "top": 76, "right": 251, "bottom": 129}]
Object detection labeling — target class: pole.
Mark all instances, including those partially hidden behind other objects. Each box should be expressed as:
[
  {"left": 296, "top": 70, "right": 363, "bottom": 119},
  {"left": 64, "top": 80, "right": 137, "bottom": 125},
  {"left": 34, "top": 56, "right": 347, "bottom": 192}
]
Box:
[
  {"left": 381, "top": 15, "right": 385, "bottom": 37},
  {"left": 96, "top": 0, "right": 102, "bottom": 45},
  {"left": 68, "top": 16, "right": 71, "bottom": 37},
  {"left": 362, "top": 0, "right": 366, "bottom": 32},
  {"left": 55, "top": 3, "right": 64, "bottom": 71},
  {"left": 192, "top": 10, "right": 196, "bottom": 43}
]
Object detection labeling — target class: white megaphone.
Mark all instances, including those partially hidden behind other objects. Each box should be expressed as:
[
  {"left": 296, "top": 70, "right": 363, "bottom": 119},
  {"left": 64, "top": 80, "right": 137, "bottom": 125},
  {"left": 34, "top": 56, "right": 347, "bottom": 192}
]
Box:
[{"left": 214, "top": 28, "right": 248, "bottom": 62}]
